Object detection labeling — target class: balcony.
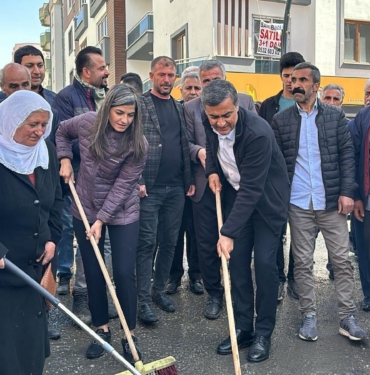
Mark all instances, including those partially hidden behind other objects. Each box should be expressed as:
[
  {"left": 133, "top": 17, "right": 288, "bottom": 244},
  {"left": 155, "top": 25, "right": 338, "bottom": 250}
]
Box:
[
  {"left": 45, "top": 58, "right": 51, "bottom": 71},
  {"left": 126, "top": 12, "right": 153, "bottom": 61},
  {"left": 74, "top": 4, "right": 88, "bottom": 41},
  {"left": 259, "top": 0, "right": 311, "bottom": 5},
  {"left": 40, "top": 30, "right": 51, "bottom": 52},
  {"left": 90, "top": 0, "right": 106, "bottom": 18},
  {"left": 39, "top": 3, "right": 50, "bottom": 26}
]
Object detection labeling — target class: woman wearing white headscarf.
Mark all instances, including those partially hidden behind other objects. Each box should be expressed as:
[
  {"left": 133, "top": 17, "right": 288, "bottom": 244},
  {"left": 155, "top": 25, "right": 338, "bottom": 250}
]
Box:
[{"left": 0, "top": 90, "right": 63, "bottom": 375}]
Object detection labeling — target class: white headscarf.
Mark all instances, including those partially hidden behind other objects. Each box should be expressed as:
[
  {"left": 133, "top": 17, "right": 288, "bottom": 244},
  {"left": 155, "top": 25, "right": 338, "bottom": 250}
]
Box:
[{"left": 0, "top": 90, "right": 53, "bottom": 174}]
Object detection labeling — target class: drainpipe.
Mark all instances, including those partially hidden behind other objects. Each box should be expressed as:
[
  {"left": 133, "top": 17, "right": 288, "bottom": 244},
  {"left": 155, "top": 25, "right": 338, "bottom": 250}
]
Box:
[{"left": 281, "top": 0, "right": 292, "bottom": 55}]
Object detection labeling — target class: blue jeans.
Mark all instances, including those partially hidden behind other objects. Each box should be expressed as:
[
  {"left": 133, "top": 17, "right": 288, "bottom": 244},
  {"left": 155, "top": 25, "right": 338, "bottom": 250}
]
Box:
[
  {"left": 136, "top": 186, "right": 185, "bottom": 305},
  {"left": 57, "top": 195, "right": 74, "bottom": 279}
]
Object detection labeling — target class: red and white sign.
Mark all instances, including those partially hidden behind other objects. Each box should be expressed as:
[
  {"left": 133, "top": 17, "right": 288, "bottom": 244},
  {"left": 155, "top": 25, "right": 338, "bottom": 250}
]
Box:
[{"left": 257, "top": 21, "right": 283, "bottom": 57}]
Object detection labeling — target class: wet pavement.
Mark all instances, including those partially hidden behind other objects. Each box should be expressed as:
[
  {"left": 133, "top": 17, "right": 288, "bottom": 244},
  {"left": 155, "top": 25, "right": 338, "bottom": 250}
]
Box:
[{"left": 45, "top": 232, "right": 370, "bottom": 375}]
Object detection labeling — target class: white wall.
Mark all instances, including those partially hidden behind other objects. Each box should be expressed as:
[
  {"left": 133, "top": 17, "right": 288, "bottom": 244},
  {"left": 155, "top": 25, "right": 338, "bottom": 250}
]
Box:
[
  {"left": 345, "top": 0, "right": 370, "bottom": 20},
  {"left": 152, "top": 0, "right": 214, "bottom": 59},
  {"left": 50, "top": 1, "right": 64, "bottom": 92},
  {"left": 126, "top": 0, "right": 153, "bottom": 32},
  {"left": 126, "top": 60, "right": 151, "bottom": 83}
]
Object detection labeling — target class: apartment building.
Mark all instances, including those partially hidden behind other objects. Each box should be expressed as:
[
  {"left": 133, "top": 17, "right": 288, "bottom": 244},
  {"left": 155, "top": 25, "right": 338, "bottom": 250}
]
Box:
[{"left": 40, "top": 0, "right": 370, "bottom": 109}]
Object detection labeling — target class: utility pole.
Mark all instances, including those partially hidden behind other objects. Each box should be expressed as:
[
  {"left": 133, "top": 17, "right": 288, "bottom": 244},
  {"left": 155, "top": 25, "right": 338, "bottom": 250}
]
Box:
[{"left": 281, "top": 0, "right": 292, "bottom": 55}]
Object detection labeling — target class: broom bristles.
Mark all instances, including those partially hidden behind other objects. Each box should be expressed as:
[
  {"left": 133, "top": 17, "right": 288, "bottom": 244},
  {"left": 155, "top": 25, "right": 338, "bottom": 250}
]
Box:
[{"left": 155, "top": 365, "right": 178, "bottom": 375}]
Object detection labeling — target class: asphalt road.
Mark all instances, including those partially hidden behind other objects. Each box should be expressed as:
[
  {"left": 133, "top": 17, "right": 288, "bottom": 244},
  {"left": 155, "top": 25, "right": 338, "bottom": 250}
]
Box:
[{"left": 45, "top": 232, "right": 370, "bottom": 375}]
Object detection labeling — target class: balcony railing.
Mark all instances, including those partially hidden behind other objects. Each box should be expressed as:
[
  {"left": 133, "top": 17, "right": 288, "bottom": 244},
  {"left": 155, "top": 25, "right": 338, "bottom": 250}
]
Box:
[
  {"left": 75, "top": 4, "right": 88, "bottom": 41},
  {"left": 175, "top": 56, "right": 209, "bottom": 76},
  {"left": 39, "top": 3, "right": 50, "bottom": 27},
  {"left": 40, "top": 29, "right": 51, "bottom": 51},
  {"left": 127, "top": 12, "right": 153, "bottom": 48}
]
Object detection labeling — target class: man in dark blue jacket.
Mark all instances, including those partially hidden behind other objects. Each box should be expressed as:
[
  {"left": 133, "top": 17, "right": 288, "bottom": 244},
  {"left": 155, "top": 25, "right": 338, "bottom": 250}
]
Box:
[
  {"left": 349, "top": 107, "right": 370, "bottom": 312},
  {"left": 203, "top": 80, "right": 289, "bottom": 363}
]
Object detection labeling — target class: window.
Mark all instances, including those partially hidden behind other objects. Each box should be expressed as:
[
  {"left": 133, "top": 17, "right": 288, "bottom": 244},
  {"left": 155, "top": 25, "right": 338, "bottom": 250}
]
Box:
[
  {"left": 80, "top": 38, "right": 87, "bottom": 50},
  {"left": 80, "top": 0, "right": 87, "bottom": 7},
  {"left": 68, "top": 28, "right": 73, "bottom": 55},
  {"left": 97, "top": 16, "right": 108, "bottom": 42},
  {"left": 173, "top": 31, "right": 187, "bottom": 61},
  {"left": 68, "top": 0, "right": 75, "bottom": 12},
  {"left": 344, "top": 20, "right": 370, "bottom": 63},
  {"left": 252, "top": 15, "right": 285, "bottom": 74},
  {"left": 69, "top": 69, "right": 74, "bottom": 85}
]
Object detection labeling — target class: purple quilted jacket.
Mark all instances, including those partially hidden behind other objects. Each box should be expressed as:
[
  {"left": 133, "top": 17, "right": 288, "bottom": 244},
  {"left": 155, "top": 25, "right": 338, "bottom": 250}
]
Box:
[{"left": 56, "top": 111, "right": 148, "bottom": 225}]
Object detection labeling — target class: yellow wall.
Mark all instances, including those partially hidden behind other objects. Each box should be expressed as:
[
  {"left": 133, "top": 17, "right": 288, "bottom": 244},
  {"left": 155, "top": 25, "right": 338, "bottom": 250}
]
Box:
[{"left": 172, "top": 73, "right": 367, "bottom": 106}]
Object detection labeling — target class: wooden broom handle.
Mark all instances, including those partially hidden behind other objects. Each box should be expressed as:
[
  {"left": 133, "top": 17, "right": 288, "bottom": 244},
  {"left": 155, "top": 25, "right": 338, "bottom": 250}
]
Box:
[
  {"left": 69, "top": 181, "right": 140, "bottom": 362},
  {"left": 216, "top": 191, "right": 241, "bottom": 375}
]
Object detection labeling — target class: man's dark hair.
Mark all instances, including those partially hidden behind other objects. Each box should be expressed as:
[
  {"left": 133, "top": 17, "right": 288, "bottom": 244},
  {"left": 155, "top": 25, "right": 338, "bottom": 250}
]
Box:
[
  {"left": 293, "top": 62, "right": 321, "bottom": 84},
  {"left": 279, "top": 52, "right": 305, "bottom": 74},
  {"left": 201, "top": 80, "right": 238, "bottom": 107},
  {"left": 150, "top": 56, "right": 176, "bottom": 70},
  {"left": 75, "top": 46, "right": 103, "bottom": 76},
  {"left": 120, "top": 72, "right": 143, "bottom": 94},
  {"left": 14, "top": 45, "right": 45, "bottom": 64}
]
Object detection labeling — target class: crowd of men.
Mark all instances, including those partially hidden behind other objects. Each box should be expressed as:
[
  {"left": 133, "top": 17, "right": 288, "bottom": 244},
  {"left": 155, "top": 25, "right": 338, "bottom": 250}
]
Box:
[{"left": 1, "top": 45, "right": 370, "bottom": 364}]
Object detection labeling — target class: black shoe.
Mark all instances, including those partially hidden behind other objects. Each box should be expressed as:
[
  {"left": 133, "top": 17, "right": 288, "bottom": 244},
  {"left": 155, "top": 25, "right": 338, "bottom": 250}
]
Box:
[
  {"left": 217, "top": 329, "right": 254, "bottom": 355},
  {"left": 247, "top": 335, "right": 270, "bottom": 363},
  {"left": 86, "top": 328, "right": 111, "bottom": 359},
  {"left": 108, "top": 299, "right": 118, "bottom": 319},
  {"left": 122, "top": 335, "right": 142, "bottom": 365},
  {"left": 327, "top": 263, "right": 335, "bottom": 280},
  {"left": 361, "top": 297, "right": 370, "bottom": 312},
  {"left": 152, "top": 292, "right": 175, "bottom": 312},
  {"left": 189, "top": 279, "right": 204, "bottom": 295},
  {"left": 287, "top": 279, "right": 299, "bottom": 300},
  {"left": 48, "top": 324, "right": 61, "bottom": 340},
  {"left": 204, "top": 296, "right": 223, "bottom": 320},
  {"left": 72, "top": 291, "right": 92, "bottom": 326},
  {"left": 166, "top": 279, "right": 181, "bottom": 295},
  {"left": 277, "top": 281, "right": 285, "bottom": 302},
  {"left": 138, "top": 304, "right": 159, "bottom": 324},
  {"left": 57, "top": 277, "right": 70, "bottom": 295}
]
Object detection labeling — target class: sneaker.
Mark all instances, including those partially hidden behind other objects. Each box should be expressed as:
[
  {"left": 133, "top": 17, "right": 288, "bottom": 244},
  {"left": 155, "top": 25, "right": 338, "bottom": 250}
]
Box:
[
  {"left": 287, "top": 279, "right": 299, "bottom": 300},
  {"left": 361, "top": 297, "right": 370, "bottom": 312},
  {"left": 86, "top": 328, "right": 111, "bottom": 359},
  {"left": 57, "top": 277, "right": 70, "bottom": 295},
  {"left": 121, "top": 335, "right": 142, "bottom": 365},
  {"left": 339, "top": 314, "right": 368, "bottom": 341},
  {"left": 72, "top": 291, "right": 92, "bottom": 326},
  {"left": 299, "top": 314, "right": 318, "bottom": 341},
  {"left": 277, "top": 282, "right": 285, "bottom": 302}
]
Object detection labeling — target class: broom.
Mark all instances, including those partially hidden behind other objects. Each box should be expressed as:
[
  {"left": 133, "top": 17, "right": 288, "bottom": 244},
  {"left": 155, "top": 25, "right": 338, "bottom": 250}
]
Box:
[
  {"left": 215, "top": 191, "right": 242, "bottom": 375},
  {"left": 0, "top": 244, "right": 141, "bottom": 375},
  {"left": 69, "top": 181, "right": 178, "bottom": 375}
]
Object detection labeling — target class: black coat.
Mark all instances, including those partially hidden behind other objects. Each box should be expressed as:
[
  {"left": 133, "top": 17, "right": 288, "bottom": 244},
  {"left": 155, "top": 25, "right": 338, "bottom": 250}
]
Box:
[
  {"left": 0, "top": 140, "right": 63, "bottom": 375},
  {"left": 271, "top": 101, "right": 356, "bottom": 209},
  {"left": 259, "top": 90, "right": 283, "bottom": 125},
  {"left": 204, "top": 107, "right": 290, "bottom": 239}
]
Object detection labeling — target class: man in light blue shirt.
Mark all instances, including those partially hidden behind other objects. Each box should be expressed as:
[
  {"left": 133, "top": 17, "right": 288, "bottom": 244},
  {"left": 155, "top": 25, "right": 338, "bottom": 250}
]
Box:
[{"left": 272, "top": 62, "right": 367, "bottom": 344}]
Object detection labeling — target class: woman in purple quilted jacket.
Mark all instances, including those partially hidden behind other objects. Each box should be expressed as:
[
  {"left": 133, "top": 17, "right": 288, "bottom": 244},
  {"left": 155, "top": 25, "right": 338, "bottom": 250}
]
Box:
[{"left": 56, "top": 84, "right": 147, "bottom": 363}]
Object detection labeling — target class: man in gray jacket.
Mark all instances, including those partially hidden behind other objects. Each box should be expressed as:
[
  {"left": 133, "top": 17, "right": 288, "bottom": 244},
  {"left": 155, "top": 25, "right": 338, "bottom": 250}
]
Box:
[{"left": 185, "top": 60, "right": 256, "bottom": 330}]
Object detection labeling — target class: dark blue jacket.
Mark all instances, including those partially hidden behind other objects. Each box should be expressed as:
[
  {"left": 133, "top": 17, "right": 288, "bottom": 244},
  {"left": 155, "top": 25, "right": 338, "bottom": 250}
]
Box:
[
  {"left": 39, "top": 86, "right": 56, "bottom": 106},
  {"left": 348, "top": 106, "right": 370, "bottom": 204}
]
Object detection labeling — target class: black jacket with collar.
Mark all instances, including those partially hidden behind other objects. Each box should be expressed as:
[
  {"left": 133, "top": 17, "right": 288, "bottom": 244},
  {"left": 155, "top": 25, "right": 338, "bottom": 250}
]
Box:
[
  {"left": 259, "top": 90, "right": 283, "bottom": 125},
  {"left": 271, "top": 101, "right": 356, "bottom": 209},
  {"left": 204, "top": 107, "right": 290, "bottom": 239}
]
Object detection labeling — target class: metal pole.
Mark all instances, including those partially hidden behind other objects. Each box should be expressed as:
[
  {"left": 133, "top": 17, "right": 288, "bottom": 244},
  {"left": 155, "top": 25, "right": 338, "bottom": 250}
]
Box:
[{"left": 281, "top": 0, "right": 293, "bottom": 55}]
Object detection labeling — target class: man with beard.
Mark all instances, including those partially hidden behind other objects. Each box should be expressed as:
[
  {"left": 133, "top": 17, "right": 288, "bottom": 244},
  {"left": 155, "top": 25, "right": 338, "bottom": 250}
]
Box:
[
  {"left": 259, "top": 52, "right": 305, "bottom": 302},
  {"left": 52, "top": 46, "right": 110, "bottom": 325},
  {"left": 136, "top": 56, "right": 194, "bottom": 324},
  {"left": 272, "top": 62, "right": 368, "bottom": 343}
]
